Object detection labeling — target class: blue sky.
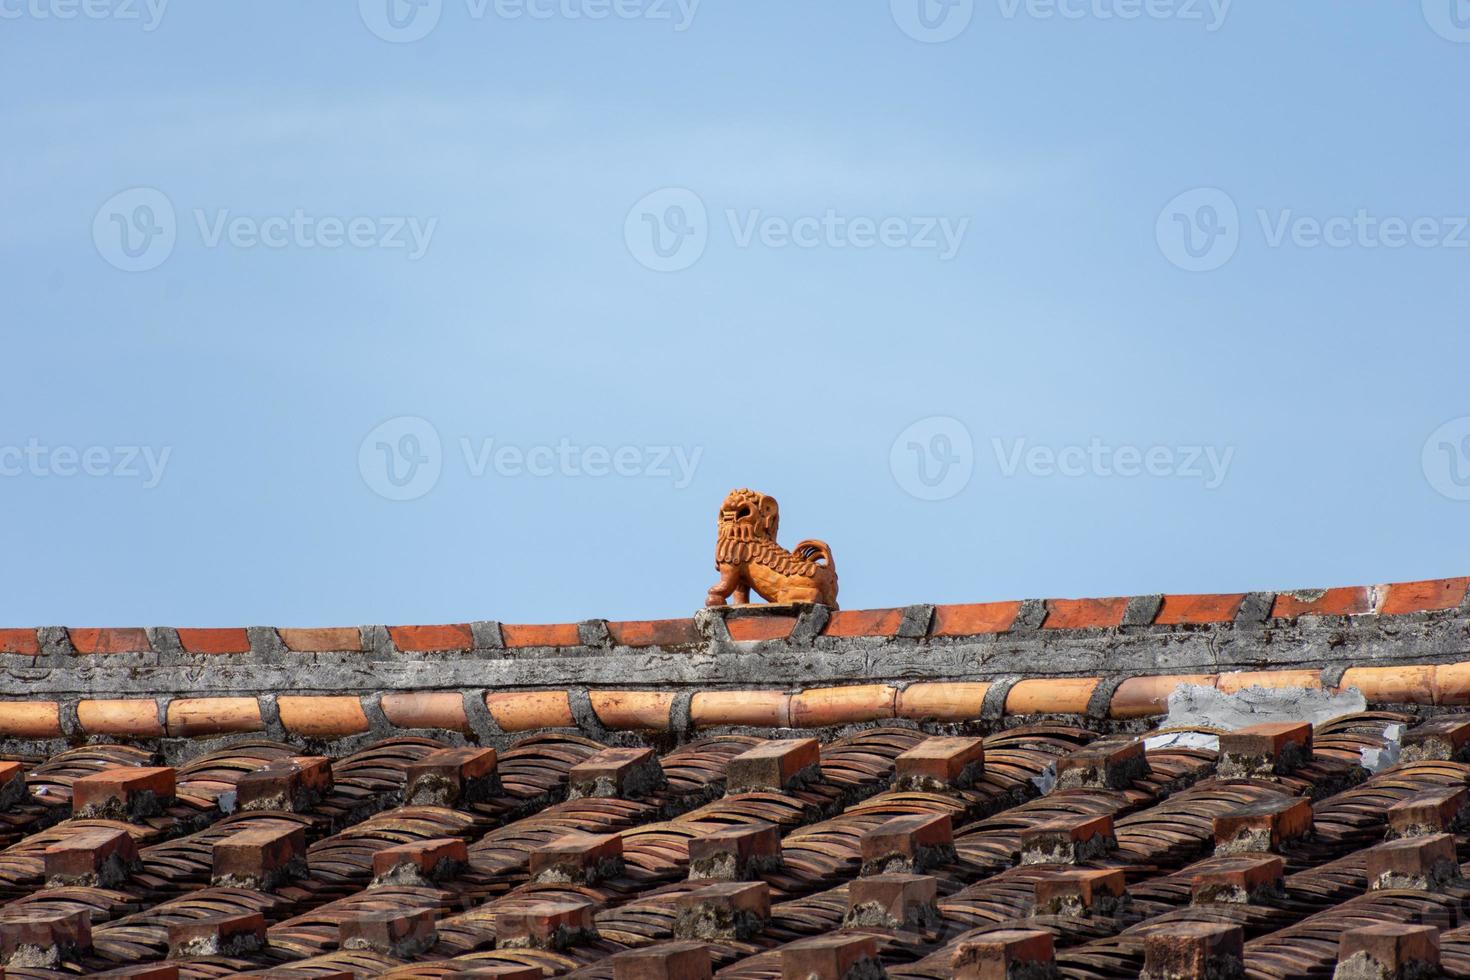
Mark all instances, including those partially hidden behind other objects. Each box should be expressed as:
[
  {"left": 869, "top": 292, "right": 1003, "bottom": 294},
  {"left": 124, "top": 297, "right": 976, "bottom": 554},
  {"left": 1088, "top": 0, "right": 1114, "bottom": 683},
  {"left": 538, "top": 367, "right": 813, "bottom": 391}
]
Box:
[{"left": 3, "top": 1, "right": 1468, "bottom": 627}]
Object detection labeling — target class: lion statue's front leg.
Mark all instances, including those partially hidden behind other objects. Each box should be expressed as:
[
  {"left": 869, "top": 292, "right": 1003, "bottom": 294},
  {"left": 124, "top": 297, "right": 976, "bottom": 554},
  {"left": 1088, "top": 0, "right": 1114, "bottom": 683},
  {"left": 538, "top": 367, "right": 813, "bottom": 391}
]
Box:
[{"left": 706, "top": 563, "right": 745, "bottom": 608}]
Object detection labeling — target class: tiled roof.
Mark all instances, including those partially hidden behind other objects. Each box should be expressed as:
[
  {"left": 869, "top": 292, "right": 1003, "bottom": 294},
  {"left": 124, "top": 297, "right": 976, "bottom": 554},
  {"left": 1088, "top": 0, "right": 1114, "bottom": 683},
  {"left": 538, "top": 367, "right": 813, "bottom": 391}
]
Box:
[
  {"left": 0, "top": 717, "right": 1468, "bottom": 976},
  {"left": 0, "top": 574, "right": 1466, "bottom": 975},
  {"left": 0, "top": 576, "right": 1467, "bottom": 741}
]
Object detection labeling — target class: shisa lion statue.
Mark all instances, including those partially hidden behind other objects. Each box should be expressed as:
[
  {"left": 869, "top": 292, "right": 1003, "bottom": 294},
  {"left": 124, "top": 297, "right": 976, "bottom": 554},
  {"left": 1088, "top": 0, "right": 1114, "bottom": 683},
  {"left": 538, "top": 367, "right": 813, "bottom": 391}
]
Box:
[{"left": 706, "top": 488, "right": 839, "bottom": 609}]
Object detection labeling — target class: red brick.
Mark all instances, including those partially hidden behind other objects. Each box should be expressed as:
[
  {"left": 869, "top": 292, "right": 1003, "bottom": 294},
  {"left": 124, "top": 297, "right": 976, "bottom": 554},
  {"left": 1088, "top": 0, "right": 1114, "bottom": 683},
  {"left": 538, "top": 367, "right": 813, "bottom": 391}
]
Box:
[
  {"left": 726, "top": 616, "right": 798, "bottom": 642},
  {"left": 1271, "top": 587, "right": 1373, "bottom": 619},
  {"left": 1034, "top": 868, "right": 1126, "bottom": 916},
  {"left": 340, "top": 907, "right": 438, "bottom": 958},
  {"left": 894, "top": 737, "right": 985, "bottom": 791},
  {"left": 530, "top": 832, "right": 625, "bottom": 885},
  {"left": 68, "top": 627, "right": 150, "bottom": 654},
  {"left": 93, "top": 967, "right": 182, "bottom": 980},
  {"left": 277, "top": 627, "right": 363, "bottom": 652},
  {"left": 45, "top": 826, "right": 140, "bottom": 887},
  {"left": 0, "top": 629, "right": 40, "bottom": 655},
  {"left": 847, "top": 874, "right": 939, "bottom": 929},
  {"left": 673, "top": 881, "right": 771, "bottom": 940},
  {"left": 613, "top": 941, "right": 713, "bottom": 980},
  {"left": 405, "top": 747, "right": 499, "bottom": 806},
  {"left": 953, "top": 930, "right": 1054, "bottom": 980},
  {"left": 0, "top": 760, "right": 26, "bottom": 811},
  {"left": 930, "top": 601, "right": 1022, "bottom": 637},
  {"left": 211, "top": 824, "right": 307, "bottom": 891},
  {"left": 389, "top": 623, "right": 474, "bottom": 652},
  {"left": 237, "top": 756, "right": 333, "bottom": 813},
  {"left": 781, "top": 935, "right": 881, "bottom": 980},
  {"left": 501, "top": 623, "right": 581, "bottom": 648},
  {"left": 1055, "top": 738, "right": 1149, "bottom": 790},
  {"left": 1043, "top": 597, "right": 1129, "bottom": 630},
  {"left": 372, "top": 837, "right": 469, "bottom": 885},
  {"left": 1190, "top": 855, "right": 1285, "bottom": 905},
  {"left": 726, "top": 739, "right": 821, "bottom": 793},
  {"left": 0, "top": 908, "right": 92, "bottom": 967},
  {"left": 1402, "top": 717, "right": 1470, "bottom": 761},
  {"left": 72, "top": 766, "right": 176, "bottom": 819},
  {"left": 1217, "top": 722, "right": 1313, "bottom": 777},
  {"left": 688, "top": 822, "right": 782, "bottom": 881},
  {"left": 1381, "top": 577, "right": 1470, "bottom": 615},
  {"left": 168, "top": 912, "right": 266, "bottom": 958},
  {"left": 860, "top": 813, "right": 955, "bottom": 875},
  {"left": 450, "top": 969, "right": 544, "bottom": 980},
  {"left": 176, "top": 628, "right": 251, "bottom": 654},
  {"left": 1365, "top": 833, "right": 1461, "bottom": 892},
  {"left": 1213, "top": 797, "right": 1313, "bottom": 855},
  {"left": 1155, "top": 593, "right": 1247, "bottom": 624},
  {"left": 1388, "top": 788, "right": 1468, "bottom": 837},
  {"left": 1020, "top": 814, "right": 1117, "bottom": 865},
  {"left": 607, "top": 619, "right": 702, "bottom": 647},
  {"left": 1338, "top": 923, "right": 1440, "bottom": 975},
  {"left": 496, "top": 899, "right": 598, "bottom": 950},
  {"left": 823, "top": 608, "right": 905, "bottom": 638},
  {"left": 1141, "top": 923, "right": 1243, "bottom": 980},
  {"left": 569, "top": 747, "right": 666, "bottom": 800}
]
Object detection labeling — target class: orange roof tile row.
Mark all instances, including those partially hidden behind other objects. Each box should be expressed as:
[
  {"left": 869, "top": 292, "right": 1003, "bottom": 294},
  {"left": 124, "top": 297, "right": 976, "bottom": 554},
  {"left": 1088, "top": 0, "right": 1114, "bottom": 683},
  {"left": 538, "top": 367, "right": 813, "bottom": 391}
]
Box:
[
  {"left": 0, "top": 659, "right": 1460, "bottom": 740},
  {"left": 8, "top": 576, "right": 1465, "bottom": 655}
]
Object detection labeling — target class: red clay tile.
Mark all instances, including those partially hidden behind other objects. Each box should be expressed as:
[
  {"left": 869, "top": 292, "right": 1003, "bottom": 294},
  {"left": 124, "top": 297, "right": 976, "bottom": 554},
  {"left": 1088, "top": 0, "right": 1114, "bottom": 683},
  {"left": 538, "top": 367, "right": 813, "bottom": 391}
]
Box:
[
  {"left": 44, "top": 827, "right": 140, "bottom": 888},
  {"left": 236, "top": 756, "right": 333, "bottom": 813},
  {"left": 339, "top": 907, "right": 437, "bottom": 957},
  {"left": 72, "top": 766, "right": 176, "bottom": 819},
  {"left": 930, "top": 601, "right": 1022, "bottom": 636},
  {"left": 847, "top": 874, "right": 939, "bottom": 929},
  {"left": 176, "top": 628, "right": 251, "bottom": 654},
  {"left": 1034, "top": 868, "right": 1126, "bottom": 916},
  {"left": 952, "top": 930, "right": 1054, "bottom": 980},
  {"left": 1380, "top": 577, "right": 1470, "bottom": 615},
  {"left": 406, "top": 747, "right": 499, "bottom": 807},
  {"left": 607, "top": 619, "right": 702, "bottom": 647},
  {"left": 496, "top": 899, "right": 598, "bottom": 951},
  {"left": 168, "top": 912, "right": 266, "bottom": 958},
  {"left": 569, "top": 746, "right": 665, "bottom": 799},
  {"left": 613, "top": 942, "right": 713, "bottom": 980},
  {"left": 1043, "top": 597, "right": 1129, "bottom": 630},
  {"left": 277, "top": 627, "right": 363, "bottom": 652},
  {"left": 726, "top": 739, "right": 821, "bottom": 793},
  {"left": 1154, "top": 593, "right": 1247, "bottom": 624},
  {"left": 688, "top": 822, "right": 781, "bottom": 881},
  {"left": 860, "top": 813, "right": 955, "bottom": 875},
  {"left": 530, "top": 832, "right": 624, "bottom": 885},
  {"left": 1338, "top": 923, "right": 1440, "bottom": 975},
  {"left": 726, "top": 616, "right": 798, "bottom": 642},
  {"left": 1270, "top": 587, "right": 1373, "bottom": 619},
  {"left": 501, "top": 623, "right": 581, "bottom": 648},
  {"left": 673, "top": 881, "right": 771, "bottom": 940},
  {"left": 1141, "top": 923, "right": 1243, "bottom": 980},
  {"left": 781, "top": 935, "right": 880, "bottom": 980},
  {"left": 389, "top": 623, "right": 473, "bottom": 652},
  {"left": 211, "top": 825, "right": 307, "bottom": 891},
  {"left": 894, "top": 736, "right": 985, "bottom": 790},
  {"left": 372, "top": 837, "right": 468, "bottom": 885},
  {"left": 68, "top": 627, "right": 150, "bottom": 654},
  {"left": 0, "top": 629, "right": 39, "bottom": 655},
  {"left": 822, "top": 608, "right": 905, "bottom": 638}
]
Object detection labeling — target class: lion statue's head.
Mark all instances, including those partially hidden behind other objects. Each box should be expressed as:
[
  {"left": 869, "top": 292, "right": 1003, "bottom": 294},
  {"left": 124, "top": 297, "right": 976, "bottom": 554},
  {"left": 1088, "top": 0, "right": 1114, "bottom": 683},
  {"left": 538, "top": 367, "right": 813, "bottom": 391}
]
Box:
[{"left": 716, "top": 488, "right": 780, "bottom": 544}]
